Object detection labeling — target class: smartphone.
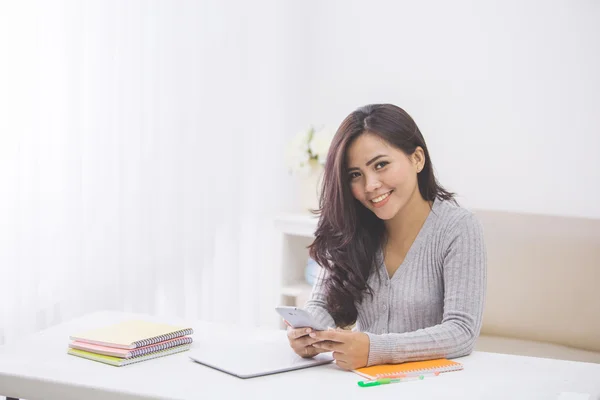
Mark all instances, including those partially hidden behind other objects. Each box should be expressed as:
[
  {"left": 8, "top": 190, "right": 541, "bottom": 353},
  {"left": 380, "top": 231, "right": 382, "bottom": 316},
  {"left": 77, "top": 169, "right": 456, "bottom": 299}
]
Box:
[{"left": 275, "top": 306, "right": 327, "bottom": 331}]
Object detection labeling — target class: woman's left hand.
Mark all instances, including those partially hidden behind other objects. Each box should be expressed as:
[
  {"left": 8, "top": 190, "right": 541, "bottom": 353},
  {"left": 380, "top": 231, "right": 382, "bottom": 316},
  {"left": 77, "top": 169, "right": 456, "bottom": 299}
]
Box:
[{"left": 309, "top": 329, "right": 370, "bottom": 370}]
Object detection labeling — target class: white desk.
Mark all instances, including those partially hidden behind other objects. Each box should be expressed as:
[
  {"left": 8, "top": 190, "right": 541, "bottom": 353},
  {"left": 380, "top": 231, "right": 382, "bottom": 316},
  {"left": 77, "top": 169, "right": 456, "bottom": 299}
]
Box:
[{"left": 1, "top": 311, "right": 599, "bottom": 400}]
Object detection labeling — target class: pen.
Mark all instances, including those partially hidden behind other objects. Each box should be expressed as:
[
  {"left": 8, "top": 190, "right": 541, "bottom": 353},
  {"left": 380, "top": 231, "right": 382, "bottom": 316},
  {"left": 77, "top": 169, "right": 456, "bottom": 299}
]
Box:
[{"left": 357, "top": 375, "right": 426, "bottom": 387}]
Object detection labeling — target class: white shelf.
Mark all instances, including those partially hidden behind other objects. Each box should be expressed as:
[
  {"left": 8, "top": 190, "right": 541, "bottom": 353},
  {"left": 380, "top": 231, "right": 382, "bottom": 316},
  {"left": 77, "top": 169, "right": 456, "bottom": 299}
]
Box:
[
  {"left": 280, "top": 282, "right": 313, "bottom": 297},
  {"left": 273, "top": 213, "right": 319, "bottom": 321},
  {"left": 274, "top": 213, "right": 318, "bottom": 238}
]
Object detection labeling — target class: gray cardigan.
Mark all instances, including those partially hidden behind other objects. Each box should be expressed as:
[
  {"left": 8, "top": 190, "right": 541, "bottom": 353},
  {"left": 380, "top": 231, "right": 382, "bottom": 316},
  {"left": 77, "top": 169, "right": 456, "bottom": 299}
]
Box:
[{"left": 304, "top": 199, "right": 487, "bottom": 366}]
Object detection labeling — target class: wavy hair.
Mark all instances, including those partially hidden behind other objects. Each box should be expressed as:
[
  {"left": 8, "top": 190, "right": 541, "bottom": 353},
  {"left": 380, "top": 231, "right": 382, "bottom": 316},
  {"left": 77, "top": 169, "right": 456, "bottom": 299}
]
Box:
[{"left": 308, "top": 104, "right": 455, "bottom": 327}]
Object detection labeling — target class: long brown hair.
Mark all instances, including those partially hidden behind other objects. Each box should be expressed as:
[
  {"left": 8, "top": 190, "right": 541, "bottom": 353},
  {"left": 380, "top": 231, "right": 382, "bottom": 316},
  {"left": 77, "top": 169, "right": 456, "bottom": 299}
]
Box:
[{"left": 309, "top": 104, "right": 455, "bottom": 327}]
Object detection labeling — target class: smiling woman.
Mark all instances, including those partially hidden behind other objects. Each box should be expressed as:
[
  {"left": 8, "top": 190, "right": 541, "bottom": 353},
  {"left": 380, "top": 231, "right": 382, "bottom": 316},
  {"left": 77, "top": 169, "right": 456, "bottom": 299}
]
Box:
[
  {"left": 347, "top": 135, "right": 423, "bottom": 216},
  {"left": 284, "top": 104, "right": 487, "bottom": 370}
]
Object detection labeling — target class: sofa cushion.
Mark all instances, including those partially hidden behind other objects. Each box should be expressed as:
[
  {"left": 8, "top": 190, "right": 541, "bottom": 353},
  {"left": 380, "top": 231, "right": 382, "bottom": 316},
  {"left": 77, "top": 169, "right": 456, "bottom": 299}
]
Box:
[
  {"left": 474, "top": 209, "right": 600, "bottom": 353},
  {"left": 476, "top": 334, "right": 600, "bottom": 364}
]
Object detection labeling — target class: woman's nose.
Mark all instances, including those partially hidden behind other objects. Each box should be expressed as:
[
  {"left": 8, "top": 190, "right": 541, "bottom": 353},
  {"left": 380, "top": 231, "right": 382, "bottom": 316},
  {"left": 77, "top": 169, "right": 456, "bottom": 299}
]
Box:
[{"left": 365, "top": 178, "right": 382, "bottom": 192}]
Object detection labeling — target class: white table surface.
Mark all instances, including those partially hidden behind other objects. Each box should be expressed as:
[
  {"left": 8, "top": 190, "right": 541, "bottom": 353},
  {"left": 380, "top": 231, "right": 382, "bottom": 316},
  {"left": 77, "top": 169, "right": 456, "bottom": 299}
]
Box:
[{"left": 0, "top": 311, "right": 599, "bottom": 400}]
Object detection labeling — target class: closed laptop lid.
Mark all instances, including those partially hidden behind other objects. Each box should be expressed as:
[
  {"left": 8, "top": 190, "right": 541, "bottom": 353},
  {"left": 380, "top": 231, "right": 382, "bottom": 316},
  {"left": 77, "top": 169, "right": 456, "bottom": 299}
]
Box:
[{"left": 188, "top": 329, "right": 333, "bottom": 378}]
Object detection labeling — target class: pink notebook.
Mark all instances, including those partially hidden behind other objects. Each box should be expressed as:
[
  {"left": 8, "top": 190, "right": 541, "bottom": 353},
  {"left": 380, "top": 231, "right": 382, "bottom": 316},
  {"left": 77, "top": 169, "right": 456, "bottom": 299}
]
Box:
[
  {"left": 69, "top": 336, "right": 193, "bottom": 358},
  {"left": 69, "top": 320, "right": 193, "bottom": 349}
]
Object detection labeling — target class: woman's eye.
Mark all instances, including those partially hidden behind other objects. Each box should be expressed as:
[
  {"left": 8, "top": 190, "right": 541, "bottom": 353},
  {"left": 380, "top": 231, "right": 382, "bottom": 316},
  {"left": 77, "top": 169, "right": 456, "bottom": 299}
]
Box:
[
  {"left": 349, "top": 172, "right": 361, "bottom": 180},
  {"left": 375, "top": 161, "right": 389, "bottom": 170}
]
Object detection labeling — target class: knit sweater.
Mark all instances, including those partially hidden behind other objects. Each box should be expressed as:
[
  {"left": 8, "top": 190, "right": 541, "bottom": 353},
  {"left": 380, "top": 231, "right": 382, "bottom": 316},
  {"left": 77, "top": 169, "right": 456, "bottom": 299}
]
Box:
[{"left": 304, "top": 199, "right": 487, "bottom": 366}]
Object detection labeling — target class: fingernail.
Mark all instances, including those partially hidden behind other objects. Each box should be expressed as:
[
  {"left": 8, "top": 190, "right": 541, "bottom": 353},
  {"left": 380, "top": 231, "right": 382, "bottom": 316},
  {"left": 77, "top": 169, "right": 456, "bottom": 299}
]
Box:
[
  {"left": 309, "top": 333, "right": 316, "bottom": 338},
  {"left": 306, "top": 328, "right": 311, "bottom": 333}
]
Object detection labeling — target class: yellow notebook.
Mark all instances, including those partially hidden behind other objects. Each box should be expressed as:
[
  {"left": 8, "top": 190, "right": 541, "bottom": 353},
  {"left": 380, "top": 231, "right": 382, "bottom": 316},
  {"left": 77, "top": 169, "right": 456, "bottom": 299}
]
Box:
[
  {"left": 353, "top": 358, "right": 463, "bottom": 380},
  {"left": 68, "top": 343, "right": 192, "bottom": 367},
  {"left": 70, "top": 320, "right": 194, "bottom": 349}
]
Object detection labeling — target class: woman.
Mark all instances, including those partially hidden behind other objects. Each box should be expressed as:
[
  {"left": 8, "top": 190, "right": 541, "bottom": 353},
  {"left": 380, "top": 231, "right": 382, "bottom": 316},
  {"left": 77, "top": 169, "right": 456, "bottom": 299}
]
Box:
[{"left": 286, "top": 104, "right": 486, "bottom": 370}]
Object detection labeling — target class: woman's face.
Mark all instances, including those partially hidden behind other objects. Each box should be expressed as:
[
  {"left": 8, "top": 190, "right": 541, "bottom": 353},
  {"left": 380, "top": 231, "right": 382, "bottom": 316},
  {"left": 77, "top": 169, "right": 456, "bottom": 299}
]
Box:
[{"left": 346, "top": 133, "right": 422, "bottom": 220}]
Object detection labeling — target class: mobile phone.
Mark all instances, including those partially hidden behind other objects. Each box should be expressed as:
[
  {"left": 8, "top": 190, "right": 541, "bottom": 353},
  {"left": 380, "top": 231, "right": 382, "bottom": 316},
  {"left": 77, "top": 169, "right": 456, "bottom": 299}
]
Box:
[{"left": 275, "top": 306, "right": 327, "bottom": 331}]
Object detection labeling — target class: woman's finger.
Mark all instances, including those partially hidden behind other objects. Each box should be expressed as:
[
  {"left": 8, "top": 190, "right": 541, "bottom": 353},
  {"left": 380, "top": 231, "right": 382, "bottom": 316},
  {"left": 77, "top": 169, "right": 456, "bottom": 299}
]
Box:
[
  {"left": 335, "top": 359, "right": 351, "bottom": 370},
  {"left": 311, "top": 346, "right": 331, "bottom": 354},
  {"left": 298, "top": 336, "right": 316, "bottom": 347},
  {"left": 313, "top": 340, "right": 344, "bottom": 353},
  {"left": 287, "top": 327, "right": 312, "bottom": 340},
  {"left": 332, "top": 351, "right": 347, "bottom": 362},
  {"left": 332, "top": 351, "right": 353, "bottom": 369},
  {"left": 301, "top": 344, "right": 323, "bottom": 358},
  {"left": 309, "top": 329, "right": 348, "bottom": 343},
  {"left": 290, "top": 335, "right": 320, "bottom": 350}
]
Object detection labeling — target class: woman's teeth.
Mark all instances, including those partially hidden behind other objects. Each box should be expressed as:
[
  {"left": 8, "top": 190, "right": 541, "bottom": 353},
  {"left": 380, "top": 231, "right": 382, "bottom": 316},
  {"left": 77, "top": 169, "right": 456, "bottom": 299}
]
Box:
[{"left": 372, "top": 191, "right": 391, "bottom": 203}]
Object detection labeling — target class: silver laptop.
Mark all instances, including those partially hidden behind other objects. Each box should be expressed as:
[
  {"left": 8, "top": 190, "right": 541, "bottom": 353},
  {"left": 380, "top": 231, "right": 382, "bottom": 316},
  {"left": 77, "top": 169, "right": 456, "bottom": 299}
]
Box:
[{"left": 188, "top": 329, "right": 334, "bottom": 379}]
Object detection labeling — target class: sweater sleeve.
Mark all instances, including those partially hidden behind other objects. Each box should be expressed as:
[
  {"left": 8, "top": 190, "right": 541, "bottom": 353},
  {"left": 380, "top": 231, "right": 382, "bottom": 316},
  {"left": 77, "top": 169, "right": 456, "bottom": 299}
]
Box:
[
  {"left": 304, "top": 264, "right": 336, "bottom": 330},
  {"left": 365, "top": 213, "right": 487, "bottom": 366}
]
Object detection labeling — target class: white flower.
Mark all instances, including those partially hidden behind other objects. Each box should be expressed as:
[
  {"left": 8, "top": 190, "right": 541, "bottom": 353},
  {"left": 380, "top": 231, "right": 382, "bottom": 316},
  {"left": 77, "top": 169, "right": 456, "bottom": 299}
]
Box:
[
  {"left": 309, "top": 127, "right": 335, "bottom": 165},
  {"left": 285, "top": 128, "right": 312, "bottom": 173}
]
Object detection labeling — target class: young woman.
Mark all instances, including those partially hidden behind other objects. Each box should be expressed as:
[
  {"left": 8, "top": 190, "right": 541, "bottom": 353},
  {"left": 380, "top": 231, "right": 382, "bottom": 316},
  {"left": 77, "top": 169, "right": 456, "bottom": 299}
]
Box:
[{"left": 286, "top": 104, "right": 486, "bottom": 370}]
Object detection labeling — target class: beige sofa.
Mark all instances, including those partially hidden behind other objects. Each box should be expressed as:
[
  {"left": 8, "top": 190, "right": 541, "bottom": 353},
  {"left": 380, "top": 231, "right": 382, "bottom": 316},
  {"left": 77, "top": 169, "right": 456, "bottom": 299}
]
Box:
[{"left": 473, "top": 209, "right": 600, "bottom": 363}]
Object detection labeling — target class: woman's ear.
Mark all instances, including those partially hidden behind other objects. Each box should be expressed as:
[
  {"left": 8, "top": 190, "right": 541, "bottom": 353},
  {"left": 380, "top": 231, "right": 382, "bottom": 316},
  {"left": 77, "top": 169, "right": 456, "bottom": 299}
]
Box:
[{"left": 412, "top": 147, "right": 426, "bottom": 172}]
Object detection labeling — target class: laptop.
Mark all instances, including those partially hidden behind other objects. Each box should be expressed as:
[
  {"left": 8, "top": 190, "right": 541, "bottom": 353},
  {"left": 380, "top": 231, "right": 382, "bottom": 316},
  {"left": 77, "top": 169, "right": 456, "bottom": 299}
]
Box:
[{"left": 188, "top": 329, "right": 334, "bottom": 379}]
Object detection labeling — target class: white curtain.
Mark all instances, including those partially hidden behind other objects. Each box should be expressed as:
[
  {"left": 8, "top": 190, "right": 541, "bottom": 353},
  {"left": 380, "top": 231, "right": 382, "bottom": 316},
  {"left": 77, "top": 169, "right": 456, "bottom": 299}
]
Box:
[{"left": 0, "top": 0, "right": 292, "bottom": 344}]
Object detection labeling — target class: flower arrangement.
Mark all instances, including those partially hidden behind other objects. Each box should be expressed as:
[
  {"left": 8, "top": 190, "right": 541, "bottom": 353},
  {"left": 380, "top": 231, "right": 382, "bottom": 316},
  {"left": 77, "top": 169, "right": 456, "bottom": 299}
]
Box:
[{"left": 285, "top": 126, "right": 335, "bottom": 174}]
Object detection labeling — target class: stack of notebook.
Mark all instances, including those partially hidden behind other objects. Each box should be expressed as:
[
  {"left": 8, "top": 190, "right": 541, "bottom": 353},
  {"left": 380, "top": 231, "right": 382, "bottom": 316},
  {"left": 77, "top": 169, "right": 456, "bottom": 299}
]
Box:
[{"left": 68, "top": 320, "right": 194, "bottom": 367}]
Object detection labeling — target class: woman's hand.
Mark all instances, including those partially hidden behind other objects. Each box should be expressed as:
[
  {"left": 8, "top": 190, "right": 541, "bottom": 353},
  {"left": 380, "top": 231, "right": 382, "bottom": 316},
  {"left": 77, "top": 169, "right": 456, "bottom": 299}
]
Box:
[
  {"left": 309, "top": 329, "right": 370, "bottom": 370},
  {"left": 286, "top": 325, "right": 330, "bottom": 358}
]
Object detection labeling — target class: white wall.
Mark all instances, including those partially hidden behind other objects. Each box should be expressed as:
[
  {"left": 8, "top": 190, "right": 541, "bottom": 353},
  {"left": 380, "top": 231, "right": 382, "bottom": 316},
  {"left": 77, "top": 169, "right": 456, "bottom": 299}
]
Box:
[
  {"left": 1, "top": 0, "right": 598, "bottom": 341},
  {"left": 0, "top": 0, "right": 296, "bottom": 341},
  {"left": 285, "top": 0, "right": 600, "bottom": 219}
]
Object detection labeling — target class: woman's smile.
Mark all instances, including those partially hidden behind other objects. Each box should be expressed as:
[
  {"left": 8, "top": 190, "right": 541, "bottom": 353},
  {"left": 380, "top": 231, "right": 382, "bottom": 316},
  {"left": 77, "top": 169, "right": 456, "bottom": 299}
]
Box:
[{"left": 370, "top": 190, "right": 393, "bottom": 208}]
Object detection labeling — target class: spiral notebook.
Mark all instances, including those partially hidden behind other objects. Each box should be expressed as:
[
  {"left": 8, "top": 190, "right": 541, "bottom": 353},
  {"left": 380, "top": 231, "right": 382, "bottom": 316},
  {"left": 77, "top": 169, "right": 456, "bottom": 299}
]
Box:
[
  {"left": 69, "top": 320, "right": 194, "bottom": 349},
  {"left": 69, "top": 336, "right": 193, "bottom": 358},
  {"left": 68, "top": 343, "right": 192, "bottom": 367},
  {"left": 353, "top": 358, "right": 463, "bottom": 380}
]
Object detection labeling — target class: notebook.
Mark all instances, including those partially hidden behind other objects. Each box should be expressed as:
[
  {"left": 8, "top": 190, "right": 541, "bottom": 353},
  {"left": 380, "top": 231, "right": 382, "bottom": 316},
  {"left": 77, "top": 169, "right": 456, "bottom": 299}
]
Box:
[
  {"left": 353, "top": 358, "right": 463, "bottom": 380},
  {"left": 69, "top": 336, "right": 193, "bottom": 358},
  {"left": 68, "top": 343, "right": 192, "bottom": 366},
  {"left": 69, "top": 320, "right": 194, "bottom": 349}
]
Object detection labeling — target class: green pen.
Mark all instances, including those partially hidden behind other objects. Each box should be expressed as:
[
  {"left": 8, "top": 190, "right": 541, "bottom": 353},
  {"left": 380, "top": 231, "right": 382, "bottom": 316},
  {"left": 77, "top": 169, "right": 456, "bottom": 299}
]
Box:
[{"left": 357, "top": 375, "right": 425, "bottom": 387}]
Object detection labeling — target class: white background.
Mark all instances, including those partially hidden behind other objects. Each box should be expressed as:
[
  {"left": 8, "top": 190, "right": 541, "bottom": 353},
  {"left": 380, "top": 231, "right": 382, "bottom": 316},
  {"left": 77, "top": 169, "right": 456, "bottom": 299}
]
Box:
[
  {"left": 286, "top": 0, "right": 600, "bottom": 218},
  {"left": 0, "top": 0, "right": 598, "bottom": 344}
]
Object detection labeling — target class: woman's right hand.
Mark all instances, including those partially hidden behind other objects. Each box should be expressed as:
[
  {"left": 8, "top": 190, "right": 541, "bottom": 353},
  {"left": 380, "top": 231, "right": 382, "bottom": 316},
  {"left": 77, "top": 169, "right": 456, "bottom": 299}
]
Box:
[{"left": 286, "top": 325, "right": 329, "bottom": 358}]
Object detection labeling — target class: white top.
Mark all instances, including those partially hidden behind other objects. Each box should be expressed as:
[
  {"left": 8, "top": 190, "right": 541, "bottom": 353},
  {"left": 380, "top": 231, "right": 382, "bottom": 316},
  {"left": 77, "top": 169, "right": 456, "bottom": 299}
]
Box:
[{"left": 0, "top": 311, "right": 599, "bottom": 400}]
